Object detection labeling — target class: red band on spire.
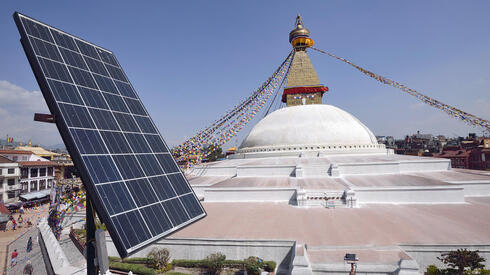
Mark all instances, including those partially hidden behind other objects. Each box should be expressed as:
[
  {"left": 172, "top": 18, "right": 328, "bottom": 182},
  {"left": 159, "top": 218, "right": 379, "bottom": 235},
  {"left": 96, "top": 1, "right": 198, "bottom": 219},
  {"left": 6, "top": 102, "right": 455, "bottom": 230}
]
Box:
[{"left": 282, "top": 86, "right": 329, "bottom": 102}]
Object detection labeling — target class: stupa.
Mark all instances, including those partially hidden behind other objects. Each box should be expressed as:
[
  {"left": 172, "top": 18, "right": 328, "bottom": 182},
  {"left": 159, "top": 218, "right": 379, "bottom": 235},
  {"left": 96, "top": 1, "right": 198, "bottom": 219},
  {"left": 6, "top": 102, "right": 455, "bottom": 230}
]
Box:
[{"left": 106, "top": 15, "right": 490, "bottom": 275}]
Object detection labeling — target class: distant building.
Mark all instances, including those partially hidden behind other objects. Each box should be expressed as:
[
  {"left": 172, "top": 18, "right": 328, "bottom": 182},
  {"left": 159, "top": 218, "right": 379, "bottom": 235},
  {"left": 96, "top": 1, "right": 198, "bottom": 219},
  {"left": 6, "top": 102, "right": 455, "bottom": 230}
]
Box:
[
  {"left": 14, "top": 143, "right": 74, "bottom": 179},
  {"left": 0, "top": 155, "right": 21, "bottom": 203},
  {"left": 435, "top": 147, "right": 471, "bottom": 169},
  {"left": 0, "top": 150, "right": 57, "bottom": 201},
  {"left": 435, "top": 145, "right": 490, "bottom": 170},
  {"left": 15, "top": 143, "right": 60, "bottom": 160},
  {"left": 376, "top": 136, "right": 395, "bottom": 149},
  {"left": 392, "top": 131, "right": 441, "bottom": 156},
  {"left": 52, "top": 153, "right": 75, "bottom": 179}
]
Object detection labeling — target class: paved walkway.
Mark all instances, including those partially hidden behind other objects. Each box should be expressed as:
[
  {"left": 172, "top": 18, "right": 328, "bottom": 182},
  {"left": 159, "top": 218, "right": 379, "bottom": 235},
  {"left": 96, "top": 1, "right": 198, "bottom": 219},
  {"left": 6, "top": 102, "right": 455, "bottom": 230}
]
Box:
[
  {"left": 59, "top": 233, "right": 85, "bottom": 268},
  {"left": 6, "top": 228, "right": 47, "bottom": 275},
  {"left": 0, "top": 204, "right": 49, "bottom": 273}
]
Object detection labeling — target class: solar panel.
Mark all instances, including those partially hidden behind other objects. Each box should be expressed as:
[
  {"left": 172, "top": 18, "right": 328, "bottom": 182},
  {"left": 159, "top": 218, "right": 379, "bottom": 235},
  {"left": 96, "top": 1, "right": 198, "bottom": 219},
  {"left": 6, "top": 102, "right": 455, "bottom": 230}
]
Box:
[{"left": 13, "top": 12, "right": 206, "bottom": 257}]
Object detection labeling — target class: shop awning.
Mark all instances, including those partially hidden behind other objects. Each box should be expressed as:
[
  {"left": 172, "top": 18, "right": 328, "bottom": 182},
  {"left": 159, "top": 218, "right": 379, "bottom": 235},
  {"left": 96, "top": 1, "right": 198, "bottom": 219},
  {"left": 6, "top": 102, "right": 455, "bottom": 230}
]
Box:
[{"left": 19, "top": 189, "right": 51, "bottom": 201}]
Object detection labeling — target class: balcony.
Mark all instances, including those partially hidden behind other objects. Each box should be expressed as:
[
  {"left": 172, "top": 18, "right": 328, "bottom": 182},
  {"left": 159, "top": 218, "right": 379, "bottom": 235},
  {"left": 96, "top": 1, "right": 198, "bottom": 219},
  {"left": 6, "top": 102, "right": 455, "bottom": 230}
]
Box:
[
  {"left": 0, "top": 173, "right": 20, "bottom": 178},
  {"left": 6, "top": 184, "right": 22, "bottom": 191}
]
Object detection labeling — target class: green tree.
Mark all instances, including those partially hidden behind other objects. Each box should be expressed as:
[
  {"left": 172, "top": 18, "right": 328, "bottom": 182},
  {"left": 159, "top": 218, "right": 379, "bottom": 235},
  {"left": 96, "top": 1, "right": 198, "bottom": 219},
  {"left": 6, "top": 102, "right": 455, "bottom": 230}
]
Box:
[
  {"left": 437, "top": 249, "right": 485, "bottom": 275},
  {"left": 203, "top": 145, "right": 224, "bottom": 162}
]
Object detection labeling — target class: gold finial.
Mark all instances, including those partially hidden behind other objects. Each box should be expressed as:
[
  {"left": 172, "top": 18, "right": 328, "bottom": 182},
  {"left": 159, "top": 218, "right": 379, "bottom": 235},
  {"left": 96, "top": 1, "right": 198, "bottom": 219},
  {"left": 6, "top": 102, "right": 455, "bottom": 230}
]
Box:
[
  {"left": 28, "top": 138, "right": 32, "bottom": 147},
  {"left": 289, "top": 14, "right": 314, "bottom": 50}
]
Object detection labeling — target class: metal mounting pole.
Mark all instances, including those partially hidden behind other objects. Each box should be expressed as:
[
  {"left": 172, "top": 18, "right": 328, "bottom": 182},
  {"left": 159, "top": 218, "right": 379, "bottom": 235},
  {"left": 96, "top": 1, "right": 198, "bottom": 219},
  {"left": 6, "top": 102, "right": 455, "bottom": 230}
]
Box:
[
  {"left": 349, "top": 262, "right": 355, "bottom": 275},
  {"left": 86, "top": 193, "right": 98, "bottom": 275}
]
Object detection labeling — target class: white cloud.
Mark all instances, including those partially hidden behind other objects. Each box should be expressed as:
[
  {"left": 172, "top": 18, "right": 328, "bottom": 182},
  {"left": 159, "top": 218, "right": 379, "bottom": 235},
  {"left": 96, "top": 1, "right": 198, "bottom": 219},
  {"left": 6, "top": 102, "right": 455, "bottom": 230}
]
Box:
[{"left": 0, "top": 80, "right": 61, "bottom": 146}]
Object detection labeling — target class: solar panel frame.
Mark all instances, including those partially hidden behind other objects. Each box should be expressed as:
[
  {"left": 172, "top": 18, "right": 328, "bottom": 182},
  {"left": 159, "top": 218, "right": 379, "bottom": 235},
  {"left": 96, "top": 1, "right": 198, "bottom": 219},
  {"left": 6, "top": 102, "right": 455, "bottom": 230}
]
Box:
[{"left": 14, "top": 12, "right": 206, "bottom": 258}]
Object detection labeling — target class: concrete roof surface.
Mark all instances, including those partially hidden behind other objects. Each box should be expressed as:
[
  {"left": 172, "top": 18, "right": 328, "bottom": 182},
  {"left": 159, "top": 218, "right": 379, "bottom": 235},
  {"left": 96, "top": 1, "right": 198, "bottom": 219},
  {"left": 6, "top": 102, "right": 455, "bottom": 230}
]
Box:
[
  {"left": 212, "top": 177, "right": 292, "bottom": 188},
  {"left": 294, "top": 177, "right": 347, "bottom": 190},
  {"left": 187, "top": 176, "right": 232, "bottom": 186},
  {"left": 411, "top": 170, "right": 490, "bottom": 182},
  {"left": 170, "top": 198, "right": 490, "bottom": 247}
]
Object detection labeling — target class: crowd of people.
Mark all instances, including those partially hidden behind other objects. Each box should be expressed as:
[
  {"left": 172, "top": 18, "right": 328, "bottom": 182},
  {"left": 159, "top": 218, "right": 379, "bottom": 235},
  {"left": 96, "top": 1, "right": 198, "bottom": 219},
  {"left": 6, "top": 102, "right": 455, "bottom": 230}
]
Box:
[
  {"left": 4, "top": 206, "right": 44, "bottom": 232},
  {"left": 10, "top": 236, "right": 34, "bottom": 274},
  {"left": 3, "top": 185, "right": 85, "bottom": 274},
  {"left": 3, "top": 203, "right": 48, "bottom": 274}
]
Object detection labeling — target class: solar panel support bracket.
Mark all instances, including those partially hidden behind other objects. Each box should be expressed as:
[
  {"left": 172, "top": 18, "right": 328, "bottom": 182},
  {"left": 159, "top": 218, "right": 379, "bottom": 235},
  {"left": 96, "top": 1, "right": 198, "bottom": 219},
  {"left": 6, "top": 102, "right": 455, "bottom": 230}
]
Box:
[{"left": 34, "top": 113, "right": 56, "bottom": 123}]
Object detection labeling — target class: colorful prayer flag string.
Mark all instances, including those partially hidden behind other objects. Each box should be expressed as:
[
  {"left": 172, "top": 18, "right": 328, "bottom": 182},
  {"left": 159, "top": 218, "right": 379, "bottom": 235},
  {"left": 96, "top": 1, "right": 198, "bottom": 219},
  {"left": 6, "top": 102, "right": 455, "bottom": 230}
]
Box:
[
  {"left": 311, "top": 47, "right": 490, "bottom": 133},
  {"left": 173, "top": 51, "right": 294, "bottom": 166}
]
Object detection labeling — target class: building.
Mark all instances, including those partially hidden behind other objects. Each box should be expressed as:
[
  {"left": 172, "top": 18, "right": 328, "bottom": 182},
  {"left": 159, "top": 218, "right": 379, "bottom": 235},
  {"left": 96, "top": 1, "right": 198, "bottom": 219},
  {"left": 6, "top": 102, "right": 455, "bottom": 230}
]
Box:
[
  {"left": 376, "top": 135, "right": 395, "bottom": 149},
  {"left": 435, "top": 145, "right": 490, "bottom": 170},
  {"left": 107, "top": 16, "right": 490, "bottom": 274},
  {"left": 0, "top": 155, "right": 21, "bottom": 203},
  {"left": 15, "top": 141, "right": 61, "bottom": 160},
  {"left": 15, "top": 142, "right": 75, "bottom": 179},
  {"left": 18, "top": 160, "right": 57, "bottom": 194},
  {"left": 435, "top": 146, "right": 471, "bottom": 169},
  {"left": 0, "top": 149, "right": 57, "bottom": 199},
  {"left": 52, "top": 153, "right": 76, "bottom": 179}
]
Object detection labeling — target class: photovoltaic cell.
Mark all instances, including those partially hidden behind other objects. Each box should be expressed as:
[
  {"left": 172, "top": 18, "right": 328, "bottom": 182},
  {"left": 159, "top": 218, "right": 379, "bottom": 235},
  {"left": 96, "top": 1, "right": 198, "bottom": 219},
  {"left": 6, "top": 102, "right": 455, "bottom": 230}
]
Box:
[{"left": 14, "top": 12, "right": 206, "bottom": 258}]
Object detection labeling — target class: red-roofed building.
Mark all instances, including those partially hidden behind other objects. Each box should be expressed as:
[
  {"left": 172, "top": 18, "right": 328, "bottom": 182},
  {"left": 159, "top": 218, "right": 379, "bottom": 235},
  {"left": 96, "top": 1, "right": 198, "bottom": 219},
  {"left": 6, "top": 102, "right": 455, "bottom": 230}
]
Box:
[
  {"left": 434, "top": 145, "right": 490, "bottom": 170},
  {"left": 0, "top": 150, "right": 57, "bottom": 198}
]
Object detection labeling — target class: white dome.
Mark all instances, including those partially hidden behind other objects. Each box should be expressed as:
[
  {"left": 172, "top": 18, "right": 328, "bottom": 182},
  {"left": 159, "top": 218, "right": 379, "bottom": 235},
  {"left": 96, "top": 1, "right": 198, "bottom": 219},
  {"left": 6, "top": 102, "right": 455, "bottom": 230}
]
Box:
[{"left": 239, "top": 104, "right": 381, "bottom": 153}]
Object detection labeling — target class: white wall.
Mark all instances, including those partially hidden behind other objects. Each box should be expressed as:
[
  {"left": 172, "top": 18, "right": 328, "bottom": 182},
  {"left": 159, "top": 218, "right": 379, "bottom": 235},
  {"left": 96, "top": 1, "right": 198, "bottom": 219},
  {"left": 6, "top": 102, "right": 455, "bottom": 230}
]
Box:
[
  {"left": 353, "top": 186, "right": 465, "bottom": 204},
  {"left": 204, "top": 188, "right": 297, "bottom": 203}
]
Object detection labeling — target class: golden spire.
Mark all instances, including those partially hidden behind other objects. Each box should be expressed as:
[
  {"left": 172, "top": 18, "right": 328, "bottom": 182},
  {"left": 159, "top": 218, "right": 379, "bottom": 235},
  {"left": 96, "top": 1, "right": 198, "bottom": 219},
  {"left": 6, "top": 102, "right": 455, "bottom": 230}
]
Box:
[
  {"left": 282, "top": 14, "right": 328, "bottom": 106},
  {"left": 289, "top": 14, "right": 314, "bottom": 50}
]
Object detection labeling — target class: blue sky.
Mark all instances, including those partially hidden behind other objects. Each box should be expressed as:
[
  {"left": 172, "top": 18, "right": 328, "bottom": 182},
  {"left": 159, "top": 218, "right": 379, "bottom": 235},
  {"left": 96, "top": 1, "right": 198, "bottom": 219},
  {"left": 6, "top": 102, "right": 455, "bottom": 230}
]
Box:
[{"left": 1, "top": 1, "right": 489, "bottom": 147}]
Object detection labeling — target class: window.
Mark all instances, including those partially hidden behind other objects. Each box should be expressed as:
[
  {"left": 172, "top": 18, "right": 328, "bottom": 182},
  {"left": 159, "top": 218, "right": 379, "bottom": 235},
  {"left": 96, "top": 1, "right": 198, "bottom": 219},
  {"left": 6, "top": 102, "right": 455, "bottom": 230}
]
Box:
[
  {"left": 8, "top": 168, "right": 14, "bottom": 174},
  {"left": 8, "top": 179, "right": 15, "bottom": 186},
  {"left": 0, "top": 169, "right": 2, "bottom": 175},
  {"left": 21, "top": 168, "right": 28, "bottom": 179},
  {"left": 30, "top": 168, "right": 38, "bottom": 178},
  {"left": 39, "top": 168, "right": 46, "bottom": 177},
  {"left": 48, "top": 167, "right": 54, "bottom": 176},
  {"left": 48, "top": 179, "right": 53, "bottom": 188},
  {"left": 39, "top": 179, "right": 46, "bottom": 189},
  {"left": 30, "top": 181, "right": 37, "bottom": 191},
  {"left": 7, "top": 191, "right": 16, "bottom": 199},
  {"left": 12, "top": 156, "right": 18, "bottom": 161}
]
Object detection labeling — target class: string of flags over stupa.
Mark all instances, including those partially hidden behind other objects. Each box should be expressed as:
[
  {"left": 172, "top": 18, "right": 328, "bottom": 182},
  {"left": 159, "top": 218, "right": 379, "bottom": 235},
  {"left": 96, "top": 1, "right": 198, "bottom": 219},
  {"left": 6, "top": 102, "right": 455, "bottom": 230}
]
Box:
[
  {"left": 173, "top": 15, "right": 489, "bottom": 166},
  {"left": 310, "top": 47, "right": 490, "bottom": 133},
  {"left": 173, "top": 51, "right": 294, "bottom": 165}
]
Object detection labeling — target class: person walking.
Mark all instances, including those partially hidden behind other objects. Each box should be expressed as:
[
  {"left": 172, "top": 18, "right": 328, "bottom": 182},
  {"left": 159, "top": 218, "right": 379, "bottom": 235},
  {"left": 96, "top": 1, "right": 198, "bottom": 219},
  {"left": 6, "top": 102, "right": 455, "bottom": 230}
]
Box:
[
  {"left": 23, "top": 260, "right": 33, "bottom": 275},
  {"left": 12, "top": 218, "right": 17, "bottom": 231},
  {"left": 5, "top": 219, "right": 12, "bottom": 231},
  {"left": 10, "top": 249, "right": 18, "bottom": 267},
  {"left": 26, "top": 236, "right": 33, "bottom": 253}
]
